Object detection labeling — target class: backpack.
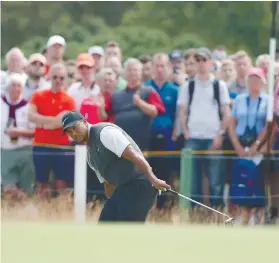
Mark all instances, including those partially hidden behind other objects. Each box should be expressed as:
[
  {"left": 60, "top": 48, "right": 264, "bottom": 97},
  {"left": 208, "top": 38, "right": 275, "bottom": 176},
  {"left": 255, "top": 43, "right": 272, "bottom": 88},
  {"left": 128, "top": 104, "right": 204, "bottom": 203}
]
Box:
[
  {"left": 229, "top": 159, "right": 265, "bottom": 207},
  {"left": 188, "top": 79, "right": 222, "bottom": 121}
]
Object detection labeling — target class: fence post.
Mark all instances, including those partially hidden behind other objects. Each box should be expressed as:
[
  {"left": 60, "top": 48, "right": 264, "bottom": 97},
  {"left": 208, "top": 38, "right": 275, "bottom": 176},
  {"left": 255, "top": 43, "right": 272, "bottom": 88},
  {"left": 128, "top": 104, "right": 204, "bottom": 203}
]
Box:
[{"left": 179, "top": 148, "right": 192, "bottom": 210}]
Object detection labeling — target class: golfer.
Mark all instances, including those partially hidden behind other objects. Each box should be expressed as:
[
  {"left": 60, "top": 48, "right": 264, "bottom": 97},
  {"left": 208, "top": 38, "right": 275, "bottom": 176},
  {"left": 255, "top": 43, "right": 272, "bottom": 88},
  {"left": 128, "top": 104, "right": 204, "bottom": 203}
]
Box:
[{"left": 62, "top": 111, "right": 171, "bottom": 222}]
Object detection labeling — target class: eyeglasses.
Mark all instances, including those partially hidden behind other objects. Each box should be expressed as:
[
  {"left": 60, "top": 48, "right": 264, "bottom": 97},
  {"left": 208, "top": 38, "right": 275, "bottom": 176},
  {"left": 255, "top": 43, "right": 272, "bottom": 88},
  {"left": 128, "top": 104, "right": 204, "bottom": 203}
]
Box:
[
  {"left": 78, "top": 65, "right": 92, "bottom": 70},
  {"left": 52, "top": 75, "right": 65, "bottom": 81},
  {"left": 196, "top": 56, "right": 207, "bottom": 62},
  {"left": 31, "top": 61, "right": 44, "bottom": 67}
]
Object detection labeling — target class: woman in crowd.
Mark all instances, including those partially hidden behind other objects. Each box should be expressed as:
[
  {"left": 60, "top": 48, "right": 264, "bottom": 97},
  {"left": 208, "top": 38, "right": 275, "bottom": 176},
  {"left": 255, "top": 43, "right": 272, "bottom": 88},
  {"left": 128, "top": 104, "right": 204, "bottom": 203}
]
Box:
[{"left": 228, "top": 67, "right": 268, "bottom": 225}]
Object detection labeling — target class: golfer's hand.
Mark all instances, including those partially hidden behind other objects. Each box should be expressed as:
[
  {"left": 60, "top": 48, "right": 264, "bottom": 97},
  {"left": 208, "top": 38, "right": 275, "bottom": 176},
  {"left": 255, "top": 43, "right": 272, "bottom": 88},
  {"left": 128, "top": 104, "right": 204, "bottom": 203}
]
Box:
[{"left": 151, "top": 178, "right": 171, "bottom": 191}]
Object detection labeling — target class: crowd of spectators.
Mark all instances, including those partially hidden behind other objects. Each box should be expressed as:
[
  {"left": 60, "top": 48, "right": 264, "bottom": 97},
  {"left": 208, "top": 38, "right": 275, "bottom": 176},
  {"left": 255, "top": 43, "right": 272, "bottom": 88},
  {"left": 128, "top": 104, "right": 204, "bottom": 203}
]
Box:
[{"left": 1, "top": 34, "right": 279, "bottom": 224}]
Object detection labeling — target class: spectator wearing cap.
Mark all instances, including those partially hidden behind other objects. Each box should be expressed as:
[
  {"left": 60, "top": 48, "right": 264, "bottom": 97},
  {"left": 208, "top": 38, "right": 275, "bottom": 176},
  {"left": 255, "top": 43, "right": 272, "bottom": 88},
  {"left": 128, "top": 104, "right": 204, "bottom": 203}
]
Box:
[
  {"left": 28, "top": 63, "right": 75, "bottom": 198},
  {"left": 105, "top": 56, "right": 127, "bottom": 91},
  {"left": 97, "top": 58, "right": 165, "bottom": 151},
  {"left": 169, "top": 50, "right": 187, "bottom": 87},
  {"left": 1, "top": 73, "right": 35, "bottom": 198},
  {"left": 144, "top": 53, "right": 178, "bottom": 209},
  {"left": 88, "top": 46, "right": 105, "bottom": 73},
  {"left": 24, "top": 53, "right": 50, "bottom": 100},
  {"left": 183, "top": 49, "right": 197, "bottom": 81},
  {"left": 138, "top": 55, "right": 152, "bottom": 82},
  {"left": 104, "top": 40, "right": 122, "bottom": 62},
  {"left": 229, "top": 51, "right": 252, "bottom": 95},
  {"left": 228, "top": 67, "right": 268, "bottom": 224},
  {"left": 44, "top": 35, "right": 66, "bottom": 78},
  {"left": 252, "top": 63, "right": 279, "bottom": 223},
  {"left": 178, "top": 47, "right": 230, "bottom": 210},
  {"left": 1, "top": 47, "right": 28, "bottom": 93},
  {"left": 67, "top": 54, "right": 100, "bottom": 111}
]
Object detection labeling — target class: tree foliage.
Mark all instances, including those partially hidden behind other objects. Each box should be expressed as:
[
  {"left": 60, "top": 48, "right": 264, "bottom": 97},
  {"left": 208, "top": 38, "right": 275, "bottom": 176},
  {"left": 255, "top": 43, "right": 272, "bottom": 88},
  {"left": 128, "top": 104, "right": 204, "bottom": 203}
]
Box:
[{"left": 1, "top": 1, "right": 278, "bottom": 62}]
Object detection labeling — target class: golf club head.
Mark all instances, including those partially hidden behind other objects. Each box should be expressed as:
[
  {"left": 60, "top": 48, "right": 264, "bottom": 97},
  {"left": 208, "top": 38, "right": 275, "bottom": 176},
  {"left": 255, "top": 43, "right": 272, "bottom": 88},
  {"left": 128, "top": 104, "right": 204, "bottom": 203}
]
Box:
[{"left": 224, "top": 217, "right": 234, "bottom": 226}]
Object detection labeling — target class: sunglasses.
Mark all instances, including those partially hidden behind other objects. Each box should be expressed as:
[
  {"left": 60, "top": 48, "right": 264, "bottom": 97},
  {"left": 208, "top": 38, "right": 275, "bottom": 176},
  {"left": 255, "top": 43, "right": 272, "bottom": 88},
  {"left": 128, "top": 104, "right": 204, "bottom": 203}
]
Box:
[
  {"left": 195, "top": 56, "right": 207, "bottom": 62},
  {"left": 78, "top": 65, "right": 92, "bottom": 70},
  {"left": 52, "top": 75, "right": 65, "bottom": 81},
  {"left": 31, "top": 61, "right": 44, "bottom": 67}
]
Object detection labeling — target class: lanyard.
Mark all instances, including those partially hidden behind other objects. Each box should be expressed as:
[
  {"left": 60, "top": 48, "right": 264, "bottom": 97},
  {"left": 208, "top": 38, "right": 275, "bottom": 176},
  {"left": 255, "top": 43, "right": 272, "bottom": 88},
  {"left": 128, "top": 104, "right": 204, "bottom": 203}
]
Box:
[{"left": 245, "top": 96, "right": 261, "bottom": 130}]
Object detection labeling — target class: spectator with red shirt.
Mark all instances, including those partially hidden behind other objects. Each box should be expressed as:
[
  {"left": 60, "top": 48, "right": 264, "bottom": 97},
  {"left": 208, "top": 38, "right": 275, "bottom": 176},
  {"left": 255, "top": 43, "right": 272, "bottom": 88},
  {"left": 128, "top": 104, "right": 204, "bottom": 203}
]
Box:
[
  {"left": 28, "top": 63, "right": 75, "bottom": 198},
  {"left": 80, "top": 67, "right": 116, "bottom": 124},
  {"left": 97, "top": 58, "right": 165, "bottom": 151}
]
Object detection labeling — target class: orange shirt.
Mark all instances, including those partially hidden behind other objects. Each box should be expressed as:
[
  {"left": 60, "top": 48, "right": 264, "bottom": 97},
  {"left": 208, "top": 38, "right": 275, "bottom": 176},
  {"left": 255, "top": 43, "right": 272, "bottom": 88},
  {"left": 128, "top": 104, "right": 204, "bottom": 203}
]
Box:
[{"left": 30, "top": 89, "right": 75, "bottom": 145}]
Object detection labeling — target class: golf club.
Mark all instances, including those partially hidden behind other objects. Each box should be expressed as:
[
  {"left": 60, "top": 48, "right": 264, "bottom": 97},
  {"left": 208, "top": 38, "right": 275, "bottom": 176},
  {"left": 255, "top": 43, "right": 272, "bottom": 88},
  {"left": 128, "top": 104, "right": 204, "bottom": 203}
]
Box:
[{"left": 167, "top": 189, "right": 234, "bottom": 225}]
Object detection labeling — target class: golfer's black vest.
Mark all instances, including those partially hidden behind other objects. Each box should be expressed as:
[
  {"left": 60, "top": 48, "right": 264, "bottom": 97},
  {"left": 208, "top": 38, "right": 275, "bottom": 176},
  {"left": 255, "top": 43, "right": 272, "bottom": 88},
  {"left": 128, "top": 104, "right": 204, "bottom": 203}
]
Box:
[
  {"left": 86, "top": 123, "right": 145, "bottom": 187},
  {"left": 110, "top": 86, "right": 154, "bottom": 150}
]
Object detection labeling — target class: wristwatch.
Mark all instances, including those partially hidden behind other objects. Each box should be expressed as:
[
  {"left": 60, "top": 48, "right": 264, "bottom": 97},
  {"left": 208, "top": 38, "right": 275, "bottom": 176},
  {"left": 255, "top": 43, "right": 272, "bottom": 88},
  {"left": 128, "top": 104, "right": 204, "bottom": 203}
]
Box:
[
  {"left": 219, "top": 130, "right": 226, "bottom": 136},
  {"left": 255, "top": 140, "right": 261, "bottom": 145}
]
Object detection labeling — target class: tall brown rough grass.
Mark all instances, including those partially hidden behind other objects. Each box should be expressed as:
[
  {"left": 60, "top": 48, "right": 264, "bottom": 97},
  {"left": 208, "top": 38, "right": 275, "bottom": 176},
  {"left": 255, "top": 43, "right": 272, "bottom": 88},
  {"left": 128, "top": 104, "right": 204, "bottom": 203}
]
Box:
[{"left": 1, "top": 194, "right": 225, "bottom": 224}]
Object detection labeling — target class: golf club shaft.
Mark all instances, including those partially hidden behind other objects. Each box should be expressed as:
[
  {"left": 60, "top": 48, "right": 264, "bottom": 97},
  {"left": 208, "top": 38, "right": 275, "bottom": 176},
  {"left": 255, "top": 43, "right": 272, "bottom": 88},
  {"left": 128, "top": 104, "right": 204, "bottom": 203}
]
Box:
[{"left": 168, "top": 189, "right": 230, "bottom": 219}]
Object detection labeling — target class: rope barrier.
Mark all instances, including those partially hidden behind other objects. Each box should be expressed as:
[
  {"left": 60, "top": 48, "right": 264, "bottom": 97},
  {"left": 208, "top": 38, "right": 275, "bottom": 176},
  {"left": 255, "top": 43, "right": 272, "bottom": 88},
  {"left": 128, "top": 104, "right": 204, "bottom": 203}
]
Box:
[{"left": 3, "top": 143, "right": 279, "bottom": 156}]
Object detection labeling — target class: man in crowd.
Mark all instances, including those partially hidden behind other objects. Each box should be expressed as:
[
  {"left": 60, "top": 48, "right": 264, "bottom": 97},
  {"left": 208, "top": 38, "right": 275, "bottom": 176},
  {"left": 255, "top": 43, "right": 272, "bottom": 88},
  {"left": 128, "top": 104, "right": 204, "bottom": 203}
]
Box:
[
  {"left": 97, "top": 58, "right": 165, "bottom": 151},
  {"left": 44, "top": 35, "right": 66, "bottom": 78},
  {"left": 169, "top": 50, "right": 187, "bottom": 87},
  {"left": 88, "top": 46, "right": 105, "bottom": 73},
  {"left": 183, "top": 49, "right": 197, "bottom": 81},
  {"left": 1, "top": 47, "right": 27, "bottom": 92},
  {"left": 1, "top": 73, "right": 35, "bottom": 199},
  {"left": 255, "top": 54, "right": 270, "bottom": 78},
  {"left": 104, "top": 40, "right": 122, "bottom": 62},
  {"left": 178, "top": 47, "right": 230, "bottom": 210},
  {"left": 145, "top": 53, "right": 178, "bottom": 209},
  {"left": 229, "top": 50, "right": 252, "bottom": 95},
  {"left": 67, "top": 53, "right": 100, "bottom": 111},
  {"left": 65, "top": 60, "right": 78, "bottom": 89},
  {"left": 138, "top": 55, "right": 152, "bottom": 82},
  {"left": 105, "top": 56, "right": 127, "bottom": 91},
  {"left": 28, "top": 63, "right": 75, "bottom": 198},
  {"left": 24, "top": 53, "right": 50, "bottom": 100}
]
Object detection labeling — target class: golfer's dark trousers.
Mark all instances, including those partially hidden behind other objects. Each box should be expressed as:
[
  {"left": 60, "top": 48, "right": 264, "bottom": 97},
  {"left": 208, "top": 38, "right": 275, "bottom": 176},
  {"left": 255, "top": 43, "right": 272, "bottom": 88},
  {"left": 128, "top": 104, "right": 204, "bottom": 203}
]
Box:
[{"left": 99, "top": 178, "right": 157, "bottom": 222}]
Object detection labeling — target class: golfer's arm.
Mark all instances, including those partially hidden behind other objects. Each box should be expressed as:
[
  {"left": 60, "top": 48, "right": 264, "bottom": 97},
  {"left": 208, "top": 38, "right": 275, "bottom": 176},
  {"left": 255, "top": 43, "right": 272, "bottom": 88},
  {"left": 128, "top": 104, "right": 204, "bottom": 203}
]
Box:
[
  {"left": 104, "top": 182, "right": 115, "bottom": 199},
  {"left": 122, "top": 145, "right": 157, "bottom": 183}
]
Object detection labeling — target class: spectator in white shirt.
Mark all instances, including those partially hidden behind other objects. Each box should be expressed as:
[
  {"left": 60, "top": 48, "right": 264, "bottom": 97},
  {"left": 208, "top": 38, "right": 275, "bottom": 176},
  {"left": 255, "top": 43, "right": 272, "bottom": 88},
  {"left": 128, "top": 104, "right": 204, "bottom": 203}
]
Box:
[
  {"left": 1, "top": 73, "right": 35, "bottom": 199},
  {"left": 67, "top": 53, "right": 100, "bottom": 111},
  {"left": 178, "top": 47, "right": 230, "bottom": 211}
]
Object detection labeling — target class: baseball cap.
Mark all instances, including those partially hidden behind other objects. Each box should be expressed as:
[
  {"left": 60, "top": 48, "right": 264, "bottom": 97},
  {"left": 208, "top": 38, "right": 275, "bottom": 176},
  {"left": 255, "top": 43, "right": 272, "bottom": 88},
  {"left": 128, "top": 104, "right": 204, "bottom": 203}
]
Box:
[
  {"left": 247, "top": 67, "right": 265, "bottom": 83},
  {"left": 88, "top": 46, "right": 104, "bottom": 56},
  {"left": 46, "top": 35, "right": 66, "bottom": 48},
  {"left": 169, "top": 50, "right": 183, "bottom": 61},
  {"left": 28, "top": 53, "right": 47, "bottom": 65},
  {"left": 77, "top": 53, "right": 95, "bottom": 67},
  {"left": 196, "top": 47, "right": 212, "bottom": 59},
  {"left": 62, "top": 111, "right": 84, "bottom": 134}
]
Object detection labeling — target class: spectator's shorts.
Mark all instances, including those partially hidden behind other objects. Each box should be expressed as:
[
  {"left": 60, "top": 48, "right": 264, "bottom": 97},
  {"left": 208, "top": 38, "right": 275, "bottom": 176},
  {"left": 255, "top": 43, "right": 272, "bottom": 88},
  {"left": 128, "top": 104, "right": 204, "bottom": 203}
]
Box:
[
  {"left": 1, "top": 146, "right": 35, "bottom": 194},
  {"left": 33, "top": 146, "right": 74, "bottom": 185}
]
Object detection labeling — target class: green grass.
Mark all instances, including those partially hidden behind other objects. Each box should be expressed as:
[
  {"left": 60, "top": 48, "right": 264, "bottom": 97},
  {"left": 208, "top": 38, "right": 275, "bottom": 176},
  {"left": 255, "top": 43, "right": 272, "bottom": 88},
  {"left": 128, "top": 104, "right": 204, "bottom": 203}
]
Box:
[{"left": 2, "top": 222, "right": 278, "bottom": 263}]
